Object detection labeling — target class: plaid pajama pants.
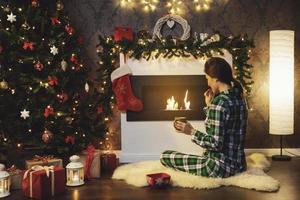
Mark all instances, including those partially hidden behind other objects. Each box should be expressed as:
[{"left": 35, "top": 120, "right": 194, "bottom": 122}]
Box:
[{"left": 160, "top": 150, "right": 222, "bottom": 177}]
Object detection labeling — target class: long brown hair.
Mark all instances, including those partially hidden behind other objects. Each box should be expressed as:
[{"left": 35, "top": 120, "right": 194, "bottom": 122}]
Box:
[{"left": 204, "top": 57, "right": 244, "bottom": 95}]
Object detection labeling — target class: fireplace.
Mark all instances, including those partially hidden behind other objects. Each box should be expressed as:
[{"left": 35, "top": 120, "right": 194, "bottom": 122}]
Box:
[{"left": 127, "top": 75, "right": 207, "bottom": 121}]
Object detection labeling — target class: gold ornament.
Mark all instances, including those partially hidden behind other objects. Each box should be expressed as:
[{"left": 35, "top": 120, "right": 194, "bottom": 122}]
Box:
[
  {"left": 56, "top": 1, "right": 64, "bottom": 11},
  {"left": 0, "top": 80, "right": 8, "bottom": 89},
  {"left": 21, "top": 21, "right": 31, "bottom": 30}
]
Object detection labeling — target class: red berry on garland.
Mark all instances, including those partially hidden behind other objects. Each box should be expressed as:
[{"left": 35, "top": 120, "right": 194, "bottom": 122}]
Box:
[
  {"left": 34, "top": 61, "right": 44, "bottom": 71},
  {"left": 70, "top": 54, "right": 78, "bottom": 64},
  {"left": 42, "top": 129, "right": 53, "bottom": 143},
  {"left": 65, "top": 135, "right": 75, "bottom": 145},
  {"left": 97, "top": 106, "right": 103, "bottom": 114}
]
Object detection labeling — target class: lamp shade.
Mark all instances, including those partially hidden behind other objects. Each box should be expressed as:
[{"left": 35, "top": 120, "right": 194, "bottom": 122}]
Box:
[{"left": 269, "top": 30, "right": 294, "bottom": 135}]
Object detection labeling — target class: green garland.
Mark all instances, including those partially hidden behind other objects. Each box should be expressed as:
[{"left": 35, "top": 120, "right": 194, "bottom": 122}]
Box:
[{"left": 97, "top": 31, "right": 254, "bottom": 98}]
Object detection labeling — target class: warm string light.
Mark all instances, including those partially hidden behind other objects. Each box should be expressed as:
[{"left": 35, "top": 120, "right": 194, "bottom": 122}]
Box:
[
  {"left": 141, "top": 0, "right": 158, "bottom": 12},
  {"left": 194, "top": 0, "right": 212, "bottom": 12},
  {"left": 166, "top": 0, "right": 183, "bottom": 14},
  {"left": 120, "top": 0, "right": 134, "bottom": 7}
]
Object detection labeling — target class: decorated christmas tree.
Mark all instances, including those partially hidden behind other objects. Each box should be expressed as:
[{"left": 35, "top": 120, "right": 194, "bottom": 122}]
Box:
[{"left": 0, "top": 0, "right": 113, "bottom": 156}]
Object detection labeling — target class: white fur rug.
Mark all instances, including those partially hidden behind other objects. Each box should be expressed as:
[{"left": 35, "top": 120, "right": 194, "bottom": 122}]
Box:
[{"left": 112, "top": 153, "right": 280, "bottom": 192}]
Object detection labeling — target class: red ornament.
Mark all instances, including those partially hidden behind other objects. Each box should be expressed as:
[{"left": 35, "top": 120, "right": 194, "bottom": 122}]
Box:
[
  {"left": 50, "top": 16, "right": 60, "bottom": 25},
  {"left": 97, "top": 106, "right": 103, "bottom": 114},
  {"left": 48, "top": 76, "right": 58, "bottom": 86},
  {"left": 23, "top": 42, "right": 34, "bottom": 50},
  {"left": 31, "top": 0, "right": 39, "bottom": 7},
  {"left": 42, "top": 129, "right": 53, "bottom": 143},
  {"left": 56, "top": 92, "right": 68, "bottom": 103},
  {"left": 65, "top": 24, "right": 74, "bottom": 35},
  {"left": 44, "top": 105, "right": 55, "bottom": 118},
  {"left": 114, "top": 27, "right": 134, "bottom": 42},
  {"left": 34, "top": 61, "right": 44, "bottom": 71},
  {"left": 65, "top": 136, "right": 75, "bottom": 145}
]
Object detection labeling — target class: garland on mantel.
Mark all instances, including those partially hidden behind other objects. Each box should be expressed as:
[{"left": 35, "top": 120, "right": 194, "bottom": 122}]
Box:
[{"left": 97, "top": 31, "right": 254, "bottom": 97}]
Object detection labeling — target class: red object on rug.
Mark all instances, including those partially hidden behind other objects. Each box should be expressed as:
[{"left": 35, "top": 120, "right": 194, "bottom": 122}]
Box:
[{"left": 146, "top": 173, "right": 171, "bottom": 188}]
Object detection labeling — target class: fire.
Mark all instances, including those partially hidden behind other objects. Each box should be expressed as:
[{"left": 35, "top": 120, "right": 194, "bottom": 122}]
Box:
[{"left": 166, "top": 90, "right": 191, "bottom": 110}]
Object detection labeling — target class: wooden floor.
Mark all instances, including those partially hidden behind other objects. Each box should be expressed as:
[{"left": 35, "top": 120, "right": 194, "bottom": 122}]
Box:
[{"left": 6, "top": 157, "right": 300, "bottom": 200}]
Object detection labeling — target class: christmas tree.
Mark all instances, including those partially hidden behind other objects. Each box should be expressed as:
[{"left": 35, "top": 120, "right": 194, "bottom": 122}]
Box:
[{"left": 0, "top": 0, "right": 113, "bottom": 156}]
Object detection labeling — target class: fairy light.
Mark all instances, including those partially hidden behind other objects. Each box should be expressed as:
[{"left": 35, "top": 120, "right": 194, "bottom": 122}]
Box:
[
  {"left": 141, "top": 0, "right": 158, "bottom": 12},
  {"left": 120, "top": 0, "right": 133, "bottom": 7},
  {"left": 194, "top": 0, "right": 212, "bottom": 11},
  {"left": 17, "top": 143, "right": 22, "bottom": 148},
  {"left": 166, "top": 0, "right": 183, "bottom": 14}
]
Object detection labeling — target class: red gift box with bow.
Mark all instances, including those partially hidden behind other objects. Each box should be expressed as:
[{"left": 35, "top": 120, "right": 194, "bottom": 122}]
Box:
[
  {"left": 146, "top": 173, "right": 171, "bottom": 188},
  {"left": 22, "top": 166, "right": 65, "bottom": 199},
  {"left": 114, "top": 27, "right": 134, "bottom": 42}
]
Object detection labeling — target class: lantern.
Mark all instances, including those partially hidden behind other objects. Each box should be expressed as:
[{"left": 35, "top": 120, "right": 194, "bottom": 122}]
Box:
[
  {"left": 0, "top": 164, "right": 10, "bottom": 198},
  {"left": 66, "top": 155, "right": 84, "bottom": 186}
]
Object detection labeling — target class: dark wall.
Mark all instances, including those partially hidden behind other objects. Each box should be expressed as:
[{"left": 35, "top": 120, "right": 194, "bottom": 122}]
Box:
[{"left": 64, "top": 0, "right": 300, "bottom": 149}]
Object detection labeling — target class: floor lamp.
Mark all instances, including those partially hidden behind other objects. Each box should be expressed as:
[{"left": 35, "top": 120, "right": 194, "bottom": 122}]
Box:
[{"left": 269, "top": 30, "right": 294, "bottom": 161}]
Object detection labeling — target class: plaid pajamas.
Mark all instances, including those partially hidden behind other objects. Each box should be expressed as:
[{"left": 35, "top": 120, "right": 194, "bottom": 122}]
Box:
[{"left": 160, "top": 87, "right": 248, "bottom": 178}]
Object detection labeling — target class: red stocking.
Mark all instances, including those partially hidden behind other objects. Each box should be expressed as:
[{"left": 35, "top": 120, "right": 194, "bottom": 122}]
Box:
[{"left": 111, "top": 65, "right": 143, "bottom": 112}]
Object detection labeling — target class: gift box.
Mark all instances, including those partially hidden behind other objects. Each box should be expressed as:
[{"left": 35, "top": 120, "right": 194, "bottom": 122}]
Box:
[
  {"left": 146, "top": 173, "right": 171, "bottom": 188},
  {"left": 7, "top": 165, "right": 23, "bottom": 190},
  {"left": 114, "top": 27, "right": 134, "bottom": 42},
  {"left": 100, "top": 153, "right": 119, "bottom": 172},
  {"left": 22, "top": 166, "right": 65, "bottom": 199},
  {"left": 25, "top": 155, "right": 63, "bottom": 169},
  {"left": 79, "top": 149, "right": 101, "bottom": 179}
]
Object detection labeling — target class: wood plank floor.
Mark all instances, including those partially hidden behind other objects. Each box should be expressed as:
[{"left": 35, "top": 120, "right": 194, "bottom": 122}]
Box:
[{"left": 6, "top": 157, "right": 300, "bottom": 200}]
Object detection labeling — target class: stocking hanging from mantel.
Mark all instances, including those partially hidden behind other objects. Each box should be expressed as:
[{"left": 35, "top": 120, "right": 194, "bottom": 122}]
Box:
[{"left": 110, "top": 58, "right": 143, "bottom": 112}]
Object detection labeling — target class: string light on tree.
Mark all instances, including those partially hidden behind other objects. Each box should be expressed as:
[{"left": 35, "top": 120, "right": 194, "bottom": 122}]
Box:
[{"left": 120, "top": 0, "right": 134, "bottom": 7}]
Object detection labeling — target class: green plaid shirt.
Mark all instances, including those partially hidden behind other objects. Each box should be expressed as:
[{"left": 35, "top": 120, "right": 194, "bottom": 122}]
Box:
[{"left": 161, "top": 87, "right": 248, "bottom": 178}]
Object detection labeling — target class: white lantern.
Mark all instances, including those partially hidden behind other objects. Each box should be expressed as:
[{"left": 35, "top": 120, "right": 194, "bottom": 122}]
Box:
[
  {"left": 66, "top": 155, "right": 84, "bottom": 186},
  {"left": 0, "top": 164, "right": 10, "bottom": 198}
]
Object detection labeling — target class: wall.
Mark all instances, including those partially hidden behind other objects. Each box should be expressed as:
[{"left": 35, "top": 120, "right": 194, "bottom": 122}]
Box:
[{"left": 64, "top": 0, "right": 300, "bottom": 149}]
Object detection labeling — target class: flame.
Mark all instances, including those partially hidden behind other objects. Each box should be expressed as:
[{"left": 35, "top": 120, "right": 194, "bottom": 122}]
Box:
[
  {"left": 165, "top": 90, "right": 191, "bottom": 110},
  {"left": 184, "top": 90, "right": 191, "bottom": 110}
]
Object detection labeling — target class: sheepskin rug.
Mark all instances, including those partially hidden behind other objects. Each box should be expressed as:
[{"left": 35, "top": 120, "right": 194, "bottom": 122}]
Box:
[{"left": 112, "top": 153, "right": 280, "bottom": 192}]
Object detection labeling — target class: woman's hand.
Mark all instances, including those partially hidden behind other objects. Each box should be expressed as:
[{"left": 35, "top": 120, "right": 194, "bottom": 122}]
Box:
[
  {"left": 173, "top": 120, "right": 195, "bottom": 135},
  {"left": 204, "top": 88, "right": 214, "bottom": 106}
]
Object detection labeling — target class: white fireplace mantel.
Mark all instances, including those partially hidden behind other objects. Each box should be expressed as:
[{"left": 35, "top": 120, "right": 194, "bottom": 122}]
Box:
[{"left": 120, "top": 52, "right": 232, "bottom": 163}]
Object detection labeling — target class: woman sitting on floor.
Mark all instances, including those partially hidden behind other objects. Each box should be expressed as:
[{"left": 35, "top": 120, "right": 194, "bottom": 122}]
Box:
[{"left": 160, "top": 57, "right": 248, "bottom": 178}]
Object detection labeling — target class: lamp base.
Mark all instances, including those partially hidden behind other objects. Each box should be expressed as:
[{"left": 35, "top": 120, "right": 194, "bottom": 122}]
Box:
[{"left": 272, "top": 155, "right": 291, "bottom": 161}]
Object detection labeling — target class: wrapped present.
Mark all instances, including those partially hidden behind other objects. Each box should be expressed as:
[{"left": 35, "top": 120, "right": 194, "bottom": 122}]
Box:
[
  {"left": 100, "top": 152, "right": 119, "bottom": 172},
  {"left": 7, "top": 165, "right": 23, "bottom": 190},
  {"left": 146, "top": 173, "right": 171, "bottom": 188},
  {"left": 79, "top": 145, "right": 101, "bottom": 179},
  {"left": 22, "top": 165, "right": 65, "bottom": 199},
  {"left": 25, "top": 155, "right": 63, "bottom": 169},
  {"left": 114, "top": 27, "right": 134, "bottom": 42}
]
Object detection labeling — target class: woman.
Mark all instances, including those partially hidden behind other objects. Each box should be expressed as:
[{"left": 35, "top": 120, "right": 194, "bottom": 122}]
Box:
[{"left": 160, "top": 57, "right": 248, "bottom": 178}]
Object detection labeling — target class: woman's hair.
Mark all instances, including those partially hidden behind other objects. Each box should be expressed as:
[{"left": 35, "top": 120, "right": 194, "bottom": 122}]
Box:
[{"left": 204, "top": 57, "right": 244, "bottom": 95}]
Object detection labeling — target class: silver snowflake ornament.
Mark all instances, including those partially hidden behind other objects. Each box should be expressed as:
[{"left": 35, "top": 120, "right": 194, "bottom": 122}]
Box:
[
  {"left": 50, "top": 46, "right": 58, "bottom": 55},
  {"left": 20, "top": 109, "right": 30, "bottom": 119},
  {"left": 7, "top": 12, "right": 16, "bottom": 23}
]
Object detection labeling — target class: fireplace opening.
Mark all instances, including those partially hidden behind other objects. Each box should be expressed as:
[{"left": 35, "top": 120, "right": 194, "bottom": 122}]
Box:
[{"left": 127, "top": 75, "right": 208, "bottom": 121}]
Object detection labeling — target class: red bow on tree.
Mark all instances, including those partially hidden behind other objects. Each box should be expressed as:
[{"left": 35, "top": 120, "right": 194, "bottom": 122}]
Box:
[
  {"left": 34, "top": 61, "right": 44, "bottom": 71},
  {"left": 50, "top": 16, "right": 60, "bottom": 25},
  {"left": 65, "top": 24, "right": 74, "bottom": 35},
  {"left": 44, "top": 105, "right": 55, "bottom": 118},
  {"left": 23, "top": 42, "right": 34, "bottom": 50},
  {"left": 65, "top": 136, "right": 75, "bottom": 145},
  {"left": 70, "top": 54, "right": 78, "bottom": 64},
  {"left": 48, "top": 76, "right": 58, "bottom": 86}
]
